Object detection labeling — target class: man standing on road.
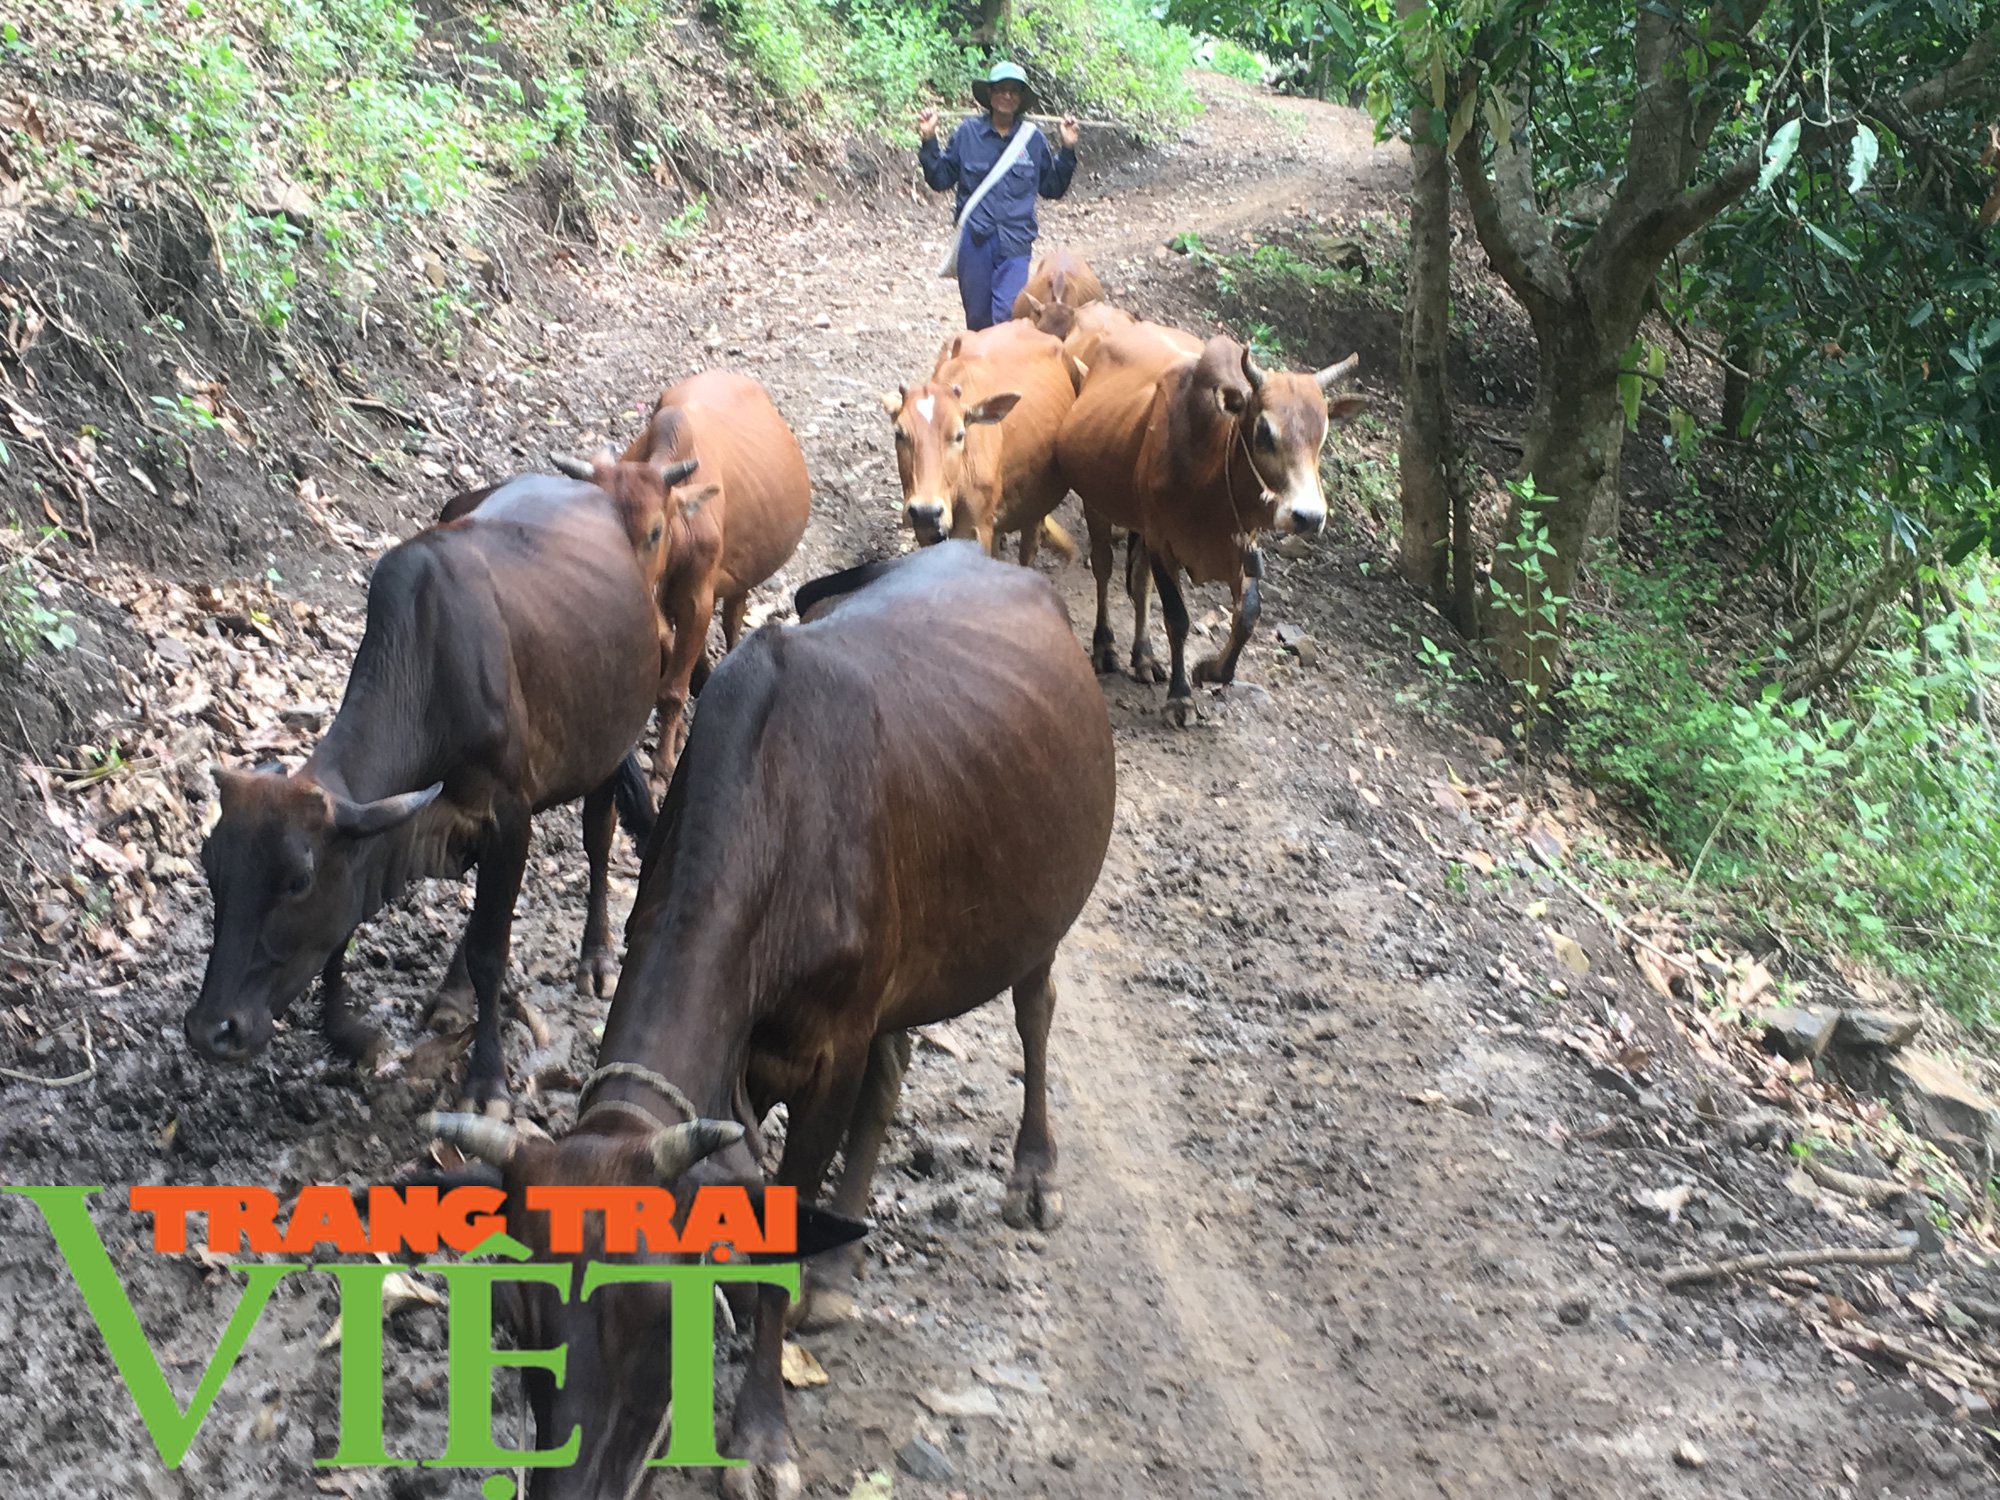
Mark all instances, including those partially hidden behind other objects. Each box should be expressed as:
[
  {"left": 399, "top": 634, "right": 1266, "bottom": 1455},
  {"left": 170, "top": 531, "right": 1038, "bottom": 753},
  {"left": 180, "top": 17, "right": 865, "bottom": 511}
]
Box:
[{"left": 919, "top": 61, "right": 1080, "bottom": 331}]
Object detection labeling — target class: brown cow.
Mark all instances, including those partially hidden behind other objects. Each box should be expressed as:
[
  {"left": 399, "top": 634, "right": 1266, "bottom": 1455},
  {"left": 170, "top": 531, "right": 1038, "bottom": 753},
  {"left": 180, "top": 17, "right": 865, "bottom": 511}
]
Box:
[
  {"left": 1058, "top": 322, "right": 1363, "bottom": 724},
  {"left": 424, "top": 540, "right": 1116, "bottom": 1500},
  {"left": 1009, "top": 248, "right": 1104, "bottom": 334},
  {"left": 882, "top": 320, "right": 1078, "bottom": 564},
  {"left": 1061, "top": 299, "right": 1138, "bottom": 375},
  {"left": 187, "top": 469, "right": 689, "bottom": 1107},
  {"left": 608, "top": 370, "right": 811, "bottom": 776}
]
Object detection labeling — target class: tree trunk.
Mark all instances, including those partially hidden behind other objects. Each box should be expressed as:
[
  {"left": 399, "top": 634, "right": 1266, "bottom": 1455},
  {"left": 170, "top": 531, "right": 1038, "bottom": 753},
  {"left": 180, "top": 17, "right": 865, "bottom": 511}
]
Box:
[
  {"left": 1490, "top": 308, "right": 1626, "bottom": 686},
  {"left": 1399, "top": 108, "right": 1454, "bottom": 614},
  {"left": 973, "top": 0, "right": 1010, "bottom": 45},
  {"left": 1585, "top": 422, "right": 1624, "bottom": 550},
  {"left": 1720, "top": 329, "right": 1762, "bottom": 438}
]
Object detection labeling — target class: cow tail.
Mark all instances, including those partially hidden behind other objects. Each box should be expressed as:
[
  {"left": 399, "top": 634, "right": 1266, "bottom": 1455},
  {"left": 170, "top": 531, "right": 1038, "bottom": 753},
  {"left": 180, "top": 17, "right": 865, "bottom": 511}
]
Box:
[
  {"left": 1038, "top": 517, "right": 1079, "bottom": 564},
  {"left": 613, "top": 750, "right": 657, "bottom": 845}
]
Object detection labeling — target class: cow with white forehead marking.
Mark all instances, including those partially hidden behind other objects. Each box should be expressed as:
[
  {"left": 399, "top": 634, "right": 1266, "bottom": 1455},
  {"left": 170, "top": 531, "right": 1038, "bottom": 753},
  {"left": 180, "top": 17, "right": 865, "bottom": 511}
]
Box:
[
  {"left": 881, "top": 319, "right": 1079, "bottom": 564},
  {"left": 1058, "top": 321, "right": 1364, "bottom": 724}
]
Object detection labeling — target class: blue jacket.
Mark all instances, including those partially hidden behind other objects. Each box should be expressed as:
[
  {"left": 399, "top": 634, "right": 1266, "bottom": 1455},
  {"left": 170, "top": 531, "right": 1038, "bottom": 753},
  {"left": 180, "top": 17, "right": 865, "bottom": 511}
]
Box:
[{"left": 919, "top": 115, "right": 1076, "bottom": 259}]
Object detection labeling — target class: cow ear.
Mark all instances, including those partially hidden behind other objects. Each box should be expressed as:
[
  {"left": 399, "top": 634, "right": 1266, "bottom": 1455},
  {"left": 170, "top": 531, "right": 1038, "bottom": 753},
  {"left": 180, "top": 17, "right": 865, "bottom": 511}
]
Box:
[
  {"left": 1327, "top": 393, "right": 1367, "bottom": 422},
  {"left": 879, "top": 389, "right": 903, "bottom": 416},
  {"left": 966, "top": 391, "right": 1022, "bottom": 425},
  {"left": 331, "top": 782, "right": 444, "bottom": 839},
  {"left": 673, "top": 481, "right": 723, "bottom": 520},
  {"left": 213, "top": 767, "right": 258, "bottom": 810}
]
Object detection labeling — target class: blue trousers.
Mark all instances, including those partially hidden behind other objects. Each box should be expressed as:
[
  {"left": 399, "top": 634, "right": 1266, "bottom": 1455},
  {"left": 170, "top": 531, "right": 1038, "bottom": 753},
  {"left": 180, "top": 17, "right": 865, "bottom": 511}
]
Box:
[{"left": 957, "top": 231, "right": 1031, "bottom": 331}]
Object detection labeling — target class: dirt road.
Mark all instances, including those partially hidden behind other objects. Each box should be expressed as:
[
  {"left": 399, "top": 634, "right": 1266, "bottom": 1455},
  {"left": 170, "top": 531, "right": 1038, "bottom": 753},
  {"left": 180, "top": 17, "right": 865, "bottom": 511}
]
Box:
[{"left": 0, "top": 74, "right": 1986, "bottom": 1500}]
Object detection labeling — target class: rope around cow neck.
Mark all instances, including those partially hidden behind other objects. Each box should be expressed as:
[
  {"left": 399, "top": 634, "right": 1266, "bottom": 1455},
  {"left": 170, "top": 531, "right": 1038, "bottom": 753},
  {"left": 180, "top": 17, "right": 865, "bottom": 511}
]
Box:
[
  {"left": 575, "top": 1061, "right": 700, "bottom": 1130},
  {"left": 1225, "top": 414, "right": 1277, "bottom": 546}
]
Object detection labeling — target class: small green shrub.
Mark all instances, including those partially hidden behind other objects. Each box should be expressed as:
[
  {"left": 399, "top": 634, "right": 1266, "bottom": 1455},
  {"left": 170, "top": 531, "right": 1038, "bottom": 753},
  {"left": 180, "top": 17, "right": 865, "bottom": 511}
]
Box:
[
  {"left": 1561, "top": 500, "right": 2000, "bottom": 1029},
  {"left": 1202, "top": 36, "right": 1263, "bottom": 84},
  {"left": 0, "top": 556, "right": 75, "bottom": 660},
  {"left": 1012, "top": 0, "right": 1198, "bottom": 135}
]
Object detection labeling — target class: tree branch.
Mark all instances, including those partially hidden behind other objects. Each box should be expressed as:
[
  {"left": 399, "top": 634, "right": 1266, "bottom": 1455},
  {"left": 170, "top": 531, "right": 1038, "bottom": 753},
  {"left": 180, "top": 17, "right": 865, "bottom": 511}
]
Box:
[
  {"left": 1899, "top": 17, "right": 2000, "bottom": 115},
  {"left": 1452, "top": 94, "right": 1567, "bottom": 320},
  {"left": 1642, "top": 16, "right": 1999, "bottom": 264}
]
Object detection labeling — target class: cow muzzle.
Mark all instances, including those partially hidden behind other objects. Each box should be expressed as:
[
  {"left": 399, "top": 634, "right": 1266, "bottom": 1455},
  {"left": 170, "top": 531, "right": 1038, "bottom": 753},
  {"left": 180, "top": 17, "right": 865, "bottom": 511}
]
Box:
[
  {"left": 905, "top": 502, "right": 946, "bottom": 541},
  {"left": 1275, "top": 500, "right": 1326, "bottom": 537},
  {"left": 185, "top": 1002, "right": 275, "bottom": 1062}
]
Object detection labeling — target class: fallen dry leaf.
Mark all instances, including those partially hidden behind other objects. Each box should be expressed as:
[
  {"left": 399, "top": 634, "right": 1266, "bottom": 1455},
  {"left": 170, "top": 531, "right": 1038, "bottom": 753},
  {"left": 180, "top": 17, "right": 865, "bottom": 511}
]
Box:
[
  {"left": 1545, "top": 928, "right": 1590, "bottom": 975},
  {"left": 781, "top": 1341, "right": 828, "bottom": 1388}
]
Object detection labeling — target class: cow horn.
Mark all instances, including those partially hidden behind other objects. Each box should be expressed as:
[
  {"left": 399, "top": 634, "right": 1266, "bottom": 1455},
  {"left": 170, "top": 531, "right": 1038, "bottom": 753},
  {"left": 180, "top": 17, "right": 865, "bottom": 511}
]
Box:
[
  {"left": 550, "top": 452, "right": 594, "bottom": 481},
  {"left": 648, "top": 1117, "right": 746, "bottom": 1181},
  {"left": 422, "top": 1111, "right": 523, "bottom": 1166},
  {"left": 331, "top": 781, "right": 443, "bottom": 838},
  {"left": 1241, "top": 345, "right": 1267, "bottom": 391},
  {"left": 1314, "top": 353, "right": 1361, "bottom": 392}
]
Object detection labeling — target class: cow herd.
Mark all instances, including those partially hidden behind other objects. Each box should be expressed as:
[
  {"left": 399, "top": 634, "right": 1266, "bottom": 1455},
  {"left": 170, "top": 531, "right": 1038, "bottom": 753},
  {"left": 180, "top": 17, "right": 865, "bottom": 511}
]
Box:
[{"left": 179, "top": 251, "right": 1361, "bottom": 1497}]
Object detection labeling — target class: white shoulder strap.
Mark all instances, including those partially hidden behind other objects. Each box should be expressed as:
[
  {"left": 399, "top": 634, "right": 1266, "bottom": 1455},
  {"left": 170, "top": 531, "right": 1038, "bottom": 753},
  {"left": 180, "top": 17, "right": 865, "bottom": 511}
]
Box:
[{"left": 954, "top": 120, "right": 1040, "bottom": 234}]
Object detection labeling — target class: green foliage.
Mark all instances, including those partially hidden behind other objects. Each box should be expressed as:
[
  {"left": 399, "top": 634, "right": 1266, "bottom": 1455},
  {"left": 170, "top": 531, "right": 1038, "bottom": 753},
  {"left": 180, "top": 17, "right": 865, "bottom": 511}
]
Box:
[
  {"left": 661, "top": 193, "right": 709, "bottom": 243},
  {"left": 1011, "top": 0, "right": 1199, "bottom": 134},
  {"left": 1562, "top": 503, "right": 2000, "bottom": 1029},
  {"left": 14, "top": 0, "right": 733, "bottom": 339},
  {"left": 709, "top": 0, "right": 1193, "bottom": 137},
  {"left": 0, "top": 556, "right": 75, "bottom": 660},
  {"left": 709, "top": 0, "right": 976, "bottom": 132},
  {"left": 1199, "top": 35, "right": 1263, "bottom": 83},
  {"left": 1166, "top": 0, "right": 1362, "bottom": 98},
  {"left": 1490, "top": 481, "right": 1566, "bottom": 751}
]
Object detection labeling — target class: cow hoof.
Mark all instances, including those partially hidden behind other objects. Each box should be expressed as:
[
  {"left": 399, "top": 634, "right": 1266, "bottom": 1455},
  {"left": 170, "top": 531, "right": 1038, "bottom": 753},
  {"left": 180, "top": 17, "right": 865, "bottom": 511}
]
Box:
[
  {"left": 476, "top": 1095, "right": 512, "bottom": 1121},
  {"left": 421, "top": 988, "right": 475, "bottom": 1034},
  {"left": 574, "top": 951, "right": 619, "bottom": 998},
  {"left": 326, "top": 1021, "right": 386, "bottom": 1069},
  {"left": 1129, "top": 647, "right": 1166, "bottom": 684},
  {"left": 786, "top": 1284, "right": 857, "bottom": 1333},
  {"left": 1191, "top": 656, "right": 1231, "bottom": 687},
  {"left": 719, "top": 1460, "right": 801, "bottom": 1500},
  {"left": 1162, "top": 694, "right": 1197, "bottom": 729},
  {"left": 1003, "top": 1183, "right": 1065, "bottom": 1231}
]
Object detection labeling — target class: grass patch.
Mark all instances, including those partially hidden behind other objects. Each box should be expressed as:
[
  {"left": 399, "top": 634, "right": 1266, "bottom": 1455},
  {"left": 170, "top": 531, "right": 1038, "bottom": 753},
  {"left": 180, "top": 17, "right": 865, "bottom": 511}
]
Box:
[
  {"left": 711, "top": 0, "right": 1197, "bottom": 140},
  {"left": 1560, "top": 496, "right": 2000, "bottom": 1029}
]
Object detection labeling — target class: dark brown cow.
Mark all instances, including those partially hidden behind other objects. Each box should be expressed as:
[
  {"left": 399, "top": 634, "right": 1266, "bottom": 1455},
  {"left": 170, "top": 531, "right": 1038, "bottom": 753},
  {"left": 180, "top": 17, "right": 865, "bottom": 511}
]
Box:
[
  {"left": 424, "top": 541, "right": 1116, "bottom": 1500},
  {"left": 1058, "top": 321, "right": 1363, "bottom": 724},
  {"left": 186, "top": 469, "right": 688, "bottom": 1106},
  {"left": 881, "top": 319, "right": 1078, "bottom": 563},
  {"left": 612, "top": 370, "right": 811, "bottom": 776},
  {"left": 1010, "top": 248, "right": 1104, "bottom": 334}
]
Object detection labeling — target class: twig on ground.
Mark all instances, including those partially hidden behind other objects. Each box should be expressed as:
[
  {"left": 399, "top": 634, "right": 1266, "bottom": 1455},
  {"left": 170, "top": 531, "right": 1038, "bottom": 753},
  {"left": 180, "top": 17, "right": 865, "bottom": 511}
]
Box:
[
  {"left": 343, "top": 395, "right": 432, "bottom": 432},
  {"left": 1663, "top": 1243, "right": 1914, "bottom": 1287},
  {"left": 1522, "top": 835, "right": 1700, "bottom": 974},
  {"left": 1812, "top": 1318, "right": 2000, "bottom": 1396},
  {"left": 0, "top": 1016, "right": 95, "bottom": 1087},
  {"left": 1802, "top": 1156, "right": 1912, "bottom": 1207}
]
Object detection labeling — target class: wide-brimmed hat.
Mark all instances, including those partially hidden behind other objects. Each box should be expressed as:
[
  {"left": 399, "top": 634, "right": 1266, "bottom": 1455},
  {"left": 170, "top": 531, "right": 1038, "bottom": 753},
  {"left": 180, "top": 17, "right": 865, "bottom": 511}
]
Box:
[{"left": 972, "top": 60, "right": 1038, "bottom": 113}]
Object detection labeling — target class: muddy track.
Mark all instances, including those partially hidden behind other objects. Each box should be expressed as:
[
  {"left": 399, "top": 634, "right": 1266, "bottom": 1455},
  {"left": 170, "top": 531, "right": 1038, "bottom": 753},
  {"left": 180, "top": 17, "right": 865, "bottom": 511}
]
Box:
[{"left": 0, "top": 72, "right": 1989, "bottom": 1500}]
